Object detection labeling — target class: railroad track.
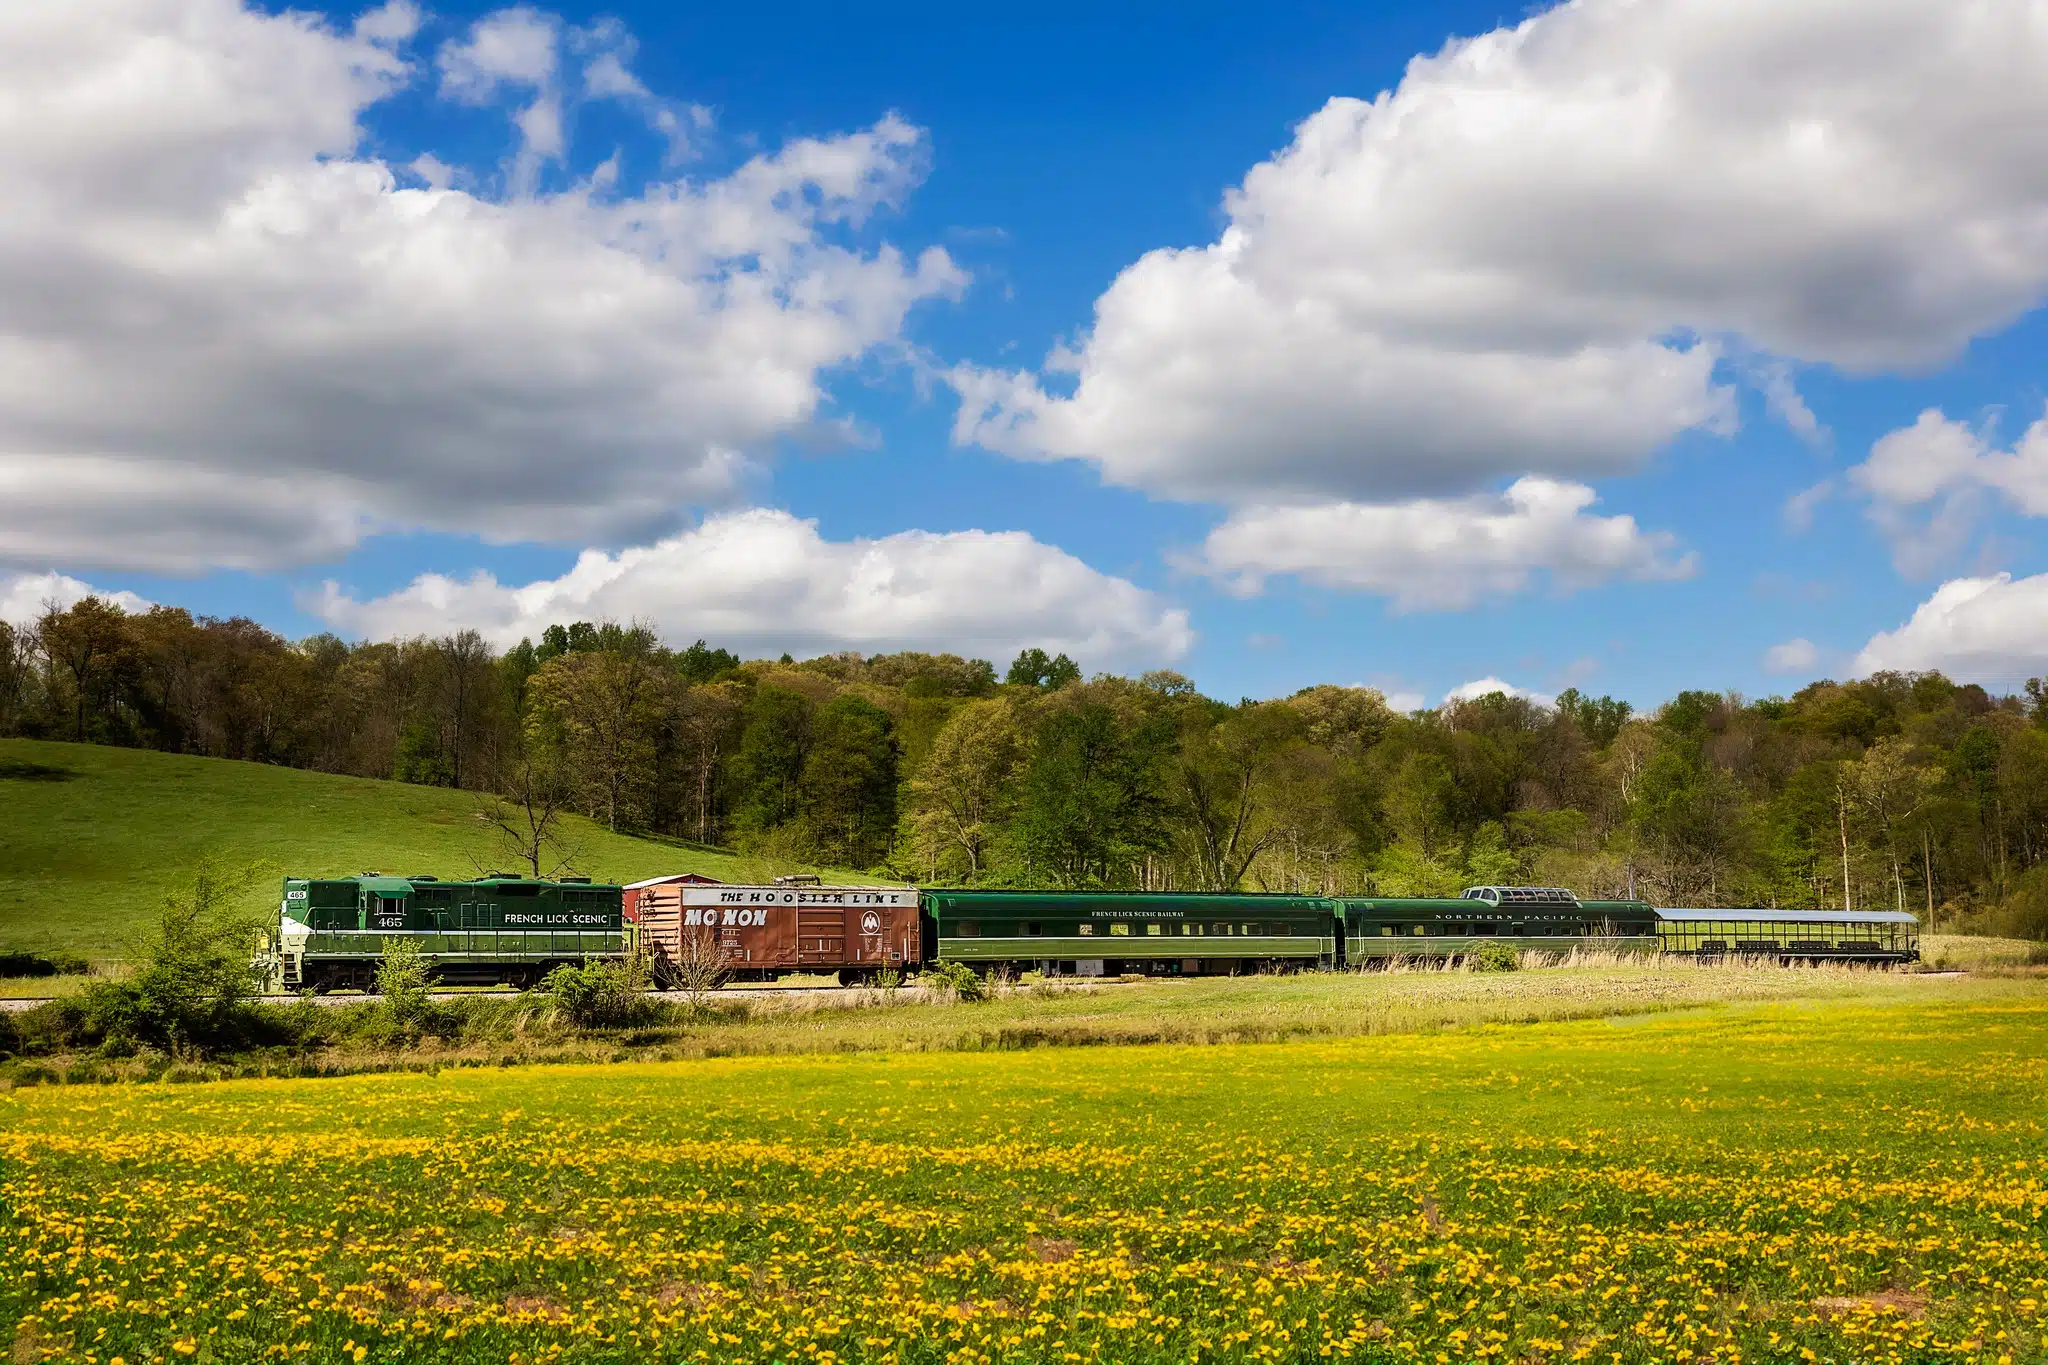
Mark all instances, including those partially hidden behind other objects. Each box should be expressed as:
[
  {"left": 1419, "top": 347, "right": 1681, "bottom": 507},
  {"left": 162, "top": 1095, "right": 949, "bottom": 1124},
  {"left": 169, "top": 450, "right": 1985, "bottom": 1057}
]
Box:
[{"left": 0, "top": 983, "right": 914, "bottom": 1013}]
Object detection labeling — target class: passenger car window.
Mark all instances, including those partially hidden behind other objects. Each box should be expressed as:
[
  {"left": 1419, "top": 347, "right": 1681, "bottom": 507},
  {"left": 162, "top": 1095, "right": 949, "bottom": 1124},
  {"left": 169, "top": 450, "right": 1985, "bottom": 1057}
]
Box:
[{"left": 1109, "top": 923, "right": 1131, "bottom": 937}]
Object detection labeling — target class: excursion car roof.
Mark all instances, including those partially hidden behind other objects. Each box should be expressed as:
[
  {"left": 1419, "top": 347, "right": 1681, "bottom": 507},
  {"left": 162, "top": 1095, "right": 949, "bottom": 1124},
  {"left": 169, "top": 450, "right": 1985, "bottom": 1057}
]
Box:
[{"left": 1656, "top": 907, "right": 1918, "bottom": 924}]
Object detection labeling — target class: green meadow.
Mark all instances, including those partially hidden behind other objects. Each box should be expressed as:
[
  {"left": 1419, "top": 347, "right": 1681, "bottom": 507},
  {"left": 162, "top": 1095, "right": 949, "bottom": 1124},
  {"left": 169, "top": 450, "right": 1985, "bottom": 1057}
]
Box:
[
  {"left": 0, "top": 738, "right": 840, "bottom": 959},
  {"left": 2, "top": 981, "right": 2043, "bottom": 1364}
]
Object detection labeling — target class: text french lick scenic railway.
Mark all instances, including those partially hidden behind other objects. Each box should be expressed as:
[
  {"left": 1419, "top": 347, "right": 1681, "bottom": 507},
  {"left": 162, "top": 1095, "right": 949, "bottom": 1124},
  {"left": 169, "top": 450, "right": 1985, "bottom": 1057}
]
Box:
[{"left": 257, "top": 875, "right": 1920, "bottom": 992}]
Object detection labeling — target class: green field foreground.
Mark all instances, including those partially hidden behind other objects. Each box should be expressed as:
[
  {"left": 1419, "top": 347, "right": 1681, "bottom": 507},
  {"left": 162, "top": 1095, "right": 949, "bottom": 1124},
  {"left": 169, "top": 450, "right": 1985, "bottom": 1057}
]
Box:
[
  {"left": 0, "top": 738, "right": 846, "bottom": 959},
  {"left": 3, "top": 984, "right": 2044, "bottom": 1364}
]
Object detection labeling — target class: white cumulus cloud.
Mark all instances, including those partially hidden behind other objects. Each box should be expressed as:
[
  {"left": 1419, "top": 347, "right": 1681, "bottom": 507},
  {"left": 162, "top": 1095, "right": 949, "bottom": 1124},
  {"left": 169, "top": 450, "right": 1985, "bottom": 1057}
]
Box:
[
  {"left": 1854, "top": 573, "right": 2048, "bottom": 685},
  {"left": 1763, "top": 638, "right": 1819, "bottom": 675},
  {"left": 1444, "top": 678, "right": 1554, "bottom": 708},
  {"left": 0, "top": 1, "right": 960, "bottom": 575},
  {"left": 1188, "top": 478, "right": 1694, "bottom": 610},
  {"left": 1850, "top": 407, "right": 2048, "bottom": 575},
  {"left": 438, "top": 6, "right": 558, "bottom": 99},
  {"left": 953, "top": 0, "right": 2048, "bottom": 506},
  {"left": 437, "top": 9, "right": 707, "bottom": 183},
  {"left": 310, "top": 508, "right": 1194, "bottom": 669},
  {"left": 0, "top": 572, "right": 152, "bottom": 628}
]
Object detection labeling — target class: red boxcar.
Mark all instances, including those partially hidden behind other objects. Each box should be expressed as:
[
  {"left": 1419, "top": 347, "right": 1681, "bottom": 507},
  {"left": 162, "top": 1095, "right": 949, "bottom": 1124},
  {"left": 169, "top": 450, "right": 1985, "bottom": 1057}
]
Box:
[
  {"left": 622, "top": 872, "right": 724, "bottom": 924},
  {"left": 637, "top": 883, "right": 922, "bottom": 984}
]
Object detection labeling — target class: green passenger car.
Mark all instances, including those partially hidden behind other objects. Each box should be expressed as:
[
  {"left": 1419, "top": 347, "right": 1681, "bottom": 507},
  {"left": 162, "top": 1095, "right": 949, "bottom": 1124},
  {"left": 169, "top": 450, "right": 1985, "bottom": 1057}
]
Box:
[
  {"left": 924, "top": 890, "right": 1340, "bottom": 976},
  {"left": 257, "top": 874, "right": 627, "bottom": 992},
  {"left": 1341, "top": 886, "right": 1659, "bottom": 961}
]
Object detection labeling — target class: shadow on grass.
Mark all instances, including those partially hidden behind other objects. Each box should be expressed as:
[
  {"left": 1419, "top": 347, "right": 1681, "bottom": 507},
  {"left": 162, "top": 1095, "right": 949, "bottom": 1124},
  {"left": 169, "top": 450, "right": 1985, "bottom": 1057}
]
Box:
[{"left": 0, "top": 762, "right": 76, "bottom": 782}]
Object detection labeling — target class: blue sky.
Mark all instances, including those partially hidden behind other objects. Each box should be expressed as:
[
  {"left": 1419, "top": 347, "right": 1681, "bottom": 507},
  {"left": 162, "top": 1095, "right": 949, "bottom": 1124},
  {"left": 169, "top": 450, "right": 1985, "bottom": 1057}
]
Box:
[{"left": 4, "top": 0, "right": 2048, "bottom": 709}]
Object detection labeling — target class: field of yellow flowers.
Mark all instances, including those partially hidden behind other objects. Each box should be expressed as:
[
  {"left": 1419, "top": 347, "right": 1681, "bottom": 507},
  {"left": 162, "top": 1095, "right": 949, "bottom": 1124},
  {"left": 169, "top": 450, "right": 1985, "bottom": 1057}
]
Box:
[{"left": 3, "top": 984, "right": 2044, "bottom": 1364}]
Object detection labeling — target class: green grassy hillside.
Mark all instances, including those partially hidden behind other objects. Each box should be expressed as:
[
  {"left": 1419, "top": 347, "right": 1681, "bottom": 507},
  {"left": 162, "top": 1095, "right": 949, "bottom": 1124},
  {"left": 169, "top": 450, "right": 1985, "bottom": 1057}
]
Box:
[{"left": 0, "top": 738, "right": 850, "bottom": 959}]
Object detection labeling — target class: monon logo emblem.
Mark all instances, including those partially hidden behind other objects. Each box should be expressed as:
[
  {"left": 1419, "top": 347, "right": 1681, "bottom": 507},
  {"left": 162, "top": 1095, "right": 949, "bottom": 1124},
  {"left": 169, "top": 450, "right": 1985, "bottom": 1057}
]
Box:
[
  {"left": 683, "top": 907, "right": 768, "bottom": 927},
  {"left": 860, "top": 911, "right": 881, "bottom": 935}
]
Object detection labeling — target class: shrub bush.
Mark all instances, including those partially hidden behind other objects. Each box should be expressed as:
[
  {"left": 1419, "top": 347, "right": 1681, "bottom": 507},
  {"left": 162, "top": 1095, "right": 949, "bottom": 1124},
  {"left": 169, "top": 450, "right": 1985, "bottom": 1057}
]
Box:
[
  {"left": 921, "top": 960, "right": 989, "bottom": 1002},
  {"left": 374, "top": 937, "right": 451, "bottom": 1041},
  {"left": 542, "top": 955, "right": 658, "bottom": 1030},
  {"left": 1472, "top": 942, "right": 1520, "bottom": 974},
  {"left": 75, "top": 858, "right": 274, "bottom": 1057}
]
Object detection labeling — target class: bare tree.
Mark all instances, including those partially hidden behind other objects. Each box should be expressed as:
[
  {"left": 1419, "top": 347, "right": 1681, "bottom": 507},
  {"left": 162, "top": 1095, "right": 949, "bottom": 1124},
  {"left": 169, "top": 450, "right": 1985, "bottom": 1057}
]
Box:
[
  {"left": 1852, "top": 737, "right": 1942, "bottom": 914},
  {"left": 1832, "top": 762, "right": 1858, "bottom": 912},
  {"left": 473, "top": 748, "right": 581, "bottom": 878},
  {"left": 1608, "top": 721, "right": 1659, "bottom": 806},
  {"left": 663, "top": 921, "right": 729, "bottom": 1009}
]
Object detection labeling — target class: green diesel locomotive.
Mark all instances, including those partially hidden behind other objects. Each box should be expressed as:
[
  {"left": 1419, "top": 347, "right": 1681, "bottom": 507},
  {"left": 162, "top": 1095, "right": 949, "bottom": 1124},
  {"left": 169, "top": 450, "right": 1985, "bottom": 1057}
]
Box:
[{"left": 256, "top": 873, "right": 626, "bottom": 993}]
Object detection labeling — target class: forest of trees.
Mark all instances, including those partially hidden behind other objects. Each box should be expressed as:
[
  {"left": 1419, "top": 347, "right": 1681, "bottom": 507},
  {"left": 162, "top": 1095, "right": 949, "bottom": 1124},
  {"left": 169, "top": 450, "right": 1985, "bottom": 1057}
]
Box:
[{"left": 6, "top": 595, "right": 2048, "bottom": 936}]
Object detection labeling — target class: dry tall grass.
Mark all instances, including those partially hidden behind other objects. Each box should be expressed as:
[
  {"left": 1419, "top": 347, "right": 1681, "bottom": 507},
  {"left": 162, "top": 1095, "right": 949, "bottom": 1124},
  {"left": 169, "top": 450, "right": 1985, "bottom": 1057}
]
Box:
[
  {"left": 284, "top": 957, "right": 2006, "bottom": 1076},
  {"left": 9, "top": 951, "right": 2014, "bottom": 1085},
  {"left": 1920, "top": 933, "right": 2048, "bottom": 970}
]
